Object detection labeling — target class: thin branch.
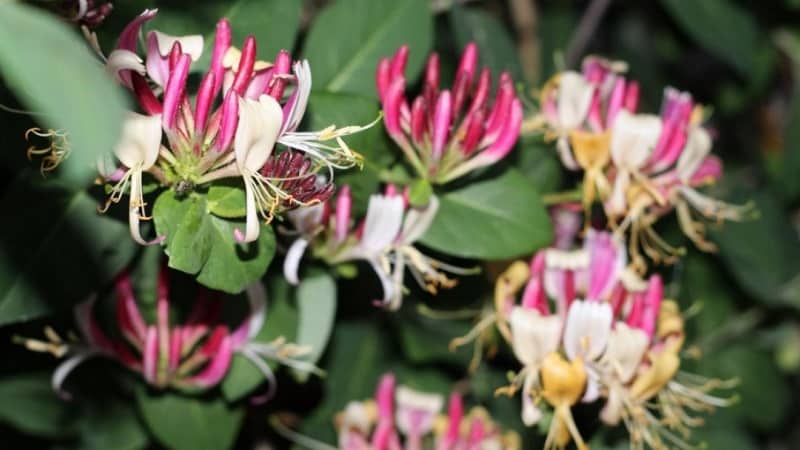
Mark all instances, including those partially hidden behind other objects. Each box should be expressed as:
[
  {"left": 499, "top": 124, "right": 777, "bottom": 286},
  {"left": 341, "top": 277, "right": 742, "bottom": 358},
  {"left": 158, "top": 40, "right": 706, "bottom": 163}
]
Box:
[
  {"left": 565, "top": 0, "right": 613, "bottom": 68},
  {"left": 508, "top": 0, "right": 540, "bottom": 83}
]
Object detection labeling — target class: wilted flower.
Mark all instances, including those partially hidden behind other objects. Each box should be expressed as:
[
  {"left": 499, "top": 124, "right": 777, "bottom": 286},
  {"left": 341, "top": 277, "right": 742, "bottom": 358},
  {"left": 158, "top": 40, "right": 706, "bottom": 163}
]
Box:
[
  {"left": 25, "top": 127, "right": 71, "bottom": 174},
  {"left": 282, "top": 185, "right": 469, "bottom": 310},
  {"left": 18, "top": 265, "right": 316, "bottom": 398},
  {"left": 333, "top": 373, "right": 519, "bottom": 450},
  {"left": 488, "top": 231, "right": 734, "bottom": 450},
  {"left": 99, "top": 10, "right": 368, "bottom": 244},
  {"left": 377, "top": 43, "right": 523, "bottom": 184},
  {"left": 50, "top": 0, "right": 113, "bottom": 28}
]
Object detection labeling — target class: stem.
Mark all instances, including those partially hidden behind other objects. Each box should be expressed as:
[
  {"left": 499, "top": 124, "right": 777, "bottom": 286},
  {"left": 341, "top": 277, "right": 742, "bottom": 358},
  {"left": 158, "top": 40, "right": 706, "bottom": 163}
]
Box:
[
  {"left": 508, "top": 0, "right": 540, "bottom": 83},
  {"left": 542, "top": 189, "right": 583, "bottom": 206},
  {"left": 565, "top": 0, "right": 614, "bottom": 68}
]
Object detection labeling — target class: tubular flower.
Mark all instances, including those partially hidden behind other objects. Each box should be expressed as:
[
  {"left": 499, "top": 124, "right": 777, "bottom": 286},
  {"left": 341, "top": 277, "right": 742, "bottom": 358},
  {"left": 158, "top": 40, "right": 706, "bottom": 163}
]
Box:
[
  {"left": 377, "top": 43, "right": 523, "bottom": 184},
  {"left": 538, "top": 57, "right": 751, "bottom": 271},
  {"left": 539, "top": 57, "right": 639, "bottom": 208},
  {"left": 18, "top": 265, "right": 316, "bottom": 398},
  {"left": 487, "top": 231, "right": 734, "bottom": 450},
  {"left": 282, "top": 185, "right": 469, "bottom": 310},
  {"left": 332, "top": 373, "right": 520, "bottom": 450},
  {"left": 99, "top": 10, "right": 367, "bottom": 244}
]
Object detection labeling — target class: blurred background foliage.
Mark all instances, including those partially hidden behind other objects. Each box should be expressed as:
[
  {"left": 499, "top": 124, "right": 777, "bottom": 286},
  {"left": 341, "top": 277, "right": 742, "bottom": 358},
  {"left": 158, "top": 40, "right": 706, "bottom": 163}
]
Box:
[{"left": 0, "top": 0, "right": 799, "bottom": 449}]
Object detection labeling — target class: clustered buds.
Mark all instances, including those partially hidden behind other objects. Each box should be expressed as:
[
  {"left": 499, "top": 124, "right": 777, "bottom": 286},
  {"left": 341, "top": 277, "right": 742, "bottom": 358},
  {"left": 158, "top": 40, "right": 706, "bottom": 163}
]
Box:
[
  {"left": 19, "top": 264, "right": 315, "bottom": 399},
  {"left": 335, "top": 373, "right": 519, "bottom": 450},
  {"left": 377, "top": 43, "right": 523, "bottom": 184},
  {"left": 539, "top": 57, "right": 751, "bottom": 271},
  {"left": 488, "top": 228, "right": 733, "bottom": 450}
]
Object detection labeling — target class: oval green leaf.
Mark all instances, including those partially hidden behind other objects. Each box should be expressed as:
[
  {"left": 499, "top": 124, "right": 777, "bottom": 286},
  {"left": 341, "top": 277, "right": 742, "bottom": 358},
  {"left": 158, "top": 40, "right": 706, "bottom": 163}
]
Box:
[
  {"left": 303, "top": 0, "right": 433, "bottom": 97},
  {"left": 420, "top": 169, "right": 553, "bottom": 259}
]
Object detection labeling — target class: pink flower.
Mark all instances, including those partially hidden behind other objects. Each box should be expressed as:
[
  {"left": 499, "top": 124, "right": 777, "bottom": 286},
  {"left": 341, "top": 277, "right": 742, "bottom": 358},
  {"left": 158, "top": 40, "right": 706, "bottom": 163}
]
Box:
[
  {"left": 377, "top": 43, "right": 523, "bottom": 184},
  {"left": 101, "top": 11, "right": 367, "bottom": 244},
  {"left": 283, "top": 185, "right": 467, "bottom": 310}
]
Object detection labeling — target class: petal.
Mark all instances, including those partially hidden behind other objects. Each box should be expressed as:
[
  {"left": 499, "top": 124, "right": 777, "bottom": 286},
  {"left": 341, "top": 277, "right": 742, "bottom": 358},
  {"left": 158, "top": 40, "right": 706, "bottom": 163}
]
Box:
[
  {"left": 368, "top": 258, "right": 401, "bottom": 309},
  {"left": 142, "top": 326, "right": 159, "bottom": 385},
  {"left": 557, "top": 71, "right": 594, "bottom": 129},
  {"left": 603, "top": 322, "right": 649, "bottom": 382},
  {"left": 509, "top": 307, "right": 561, "bottom": 366},
  {"left": 144, "top": 32, "right": 169, "bottom": 88},
  {"left": 234, "top": 177, "right": 260, "bottom": 243},
  {"left": 116, "top": 9, "right": 157, "bottom": 52},
  {"left": 610, "top": 111, "right": 662, "bottom": 169},
  {"left": 400, "top": 195, "right": 439, "bottom": 244},
  {"left": 149, "top": 30, "right": 204, "bottom": 61},
  {"left": 106, "top": 49, "right": 145, "bottom": 87},
  {"left": 128, "top": 170, "right": 164, "bottom": 246},
  {"left": 359, "top": 195, "right": 404, "bottom": 254},
  {"left": 234, "top": 95, "right": 283, "bottom": 172},
  {"left": 563, "top": 300, "right": 613, "bottom": 361},
  {"left": 283, "top": 237, "right": 309, "bottom": 285},
  {"left": 114, "top": 112, "right": 162, "bottom": 169},
  {"left": 521, "top": 372, "right": 543, "bottom": 426},
  {"left": 52, "top": 352, "right": 98, "bottom": 400},
  {"left": 280, "top": 60, "right": 312, "bottom": 134},
  {"left": 676, "top": 127, "right": 712, "bottom": 183}
]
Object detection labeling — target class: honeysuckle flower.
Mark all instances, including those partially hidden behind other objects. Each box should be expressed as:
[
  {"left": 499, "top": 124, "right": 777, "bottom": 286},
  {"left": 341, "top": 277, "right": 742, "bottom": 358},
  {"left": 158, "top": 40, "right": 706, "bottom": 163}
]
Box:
[
  {"left": 98, "top": 10, "right": 366, "bottom": 245},
  {"left": 538, "top": 57, "right": 639, "bottom": 207},
  {"left": 377, "top": 43, "right": 523, "bottom": 184},
  {"left": 329, "top": 374, "right": 519, "bottom": 450},
  {"left": 18, "top": 265, "right": 315, "bottom": 398},
  {"left": 283, "top": 185, "right": 467, "bottom": 310},
  {"left": 480, "top": 227, "right": 733, "bottom": 450},
  {"left": 604, "top": 87, "right": 753, "bottom": 271}
]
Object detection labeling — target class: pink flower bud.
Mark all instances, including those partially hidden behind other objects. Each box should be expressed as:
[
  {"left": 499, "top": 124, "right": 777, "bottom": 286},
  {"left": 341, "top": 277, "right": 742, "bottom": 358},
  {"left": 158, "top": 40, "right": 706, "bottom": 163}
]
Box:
[
  {"left": 432, "top": 90, "right": 453, "bottom": 161},
  {"left": 376, "top": 58, "right": 391, "bottom": 101},
  {"left": 231, "top": 36, "right": 257, "bottom": 95},
  {"left": 335, "top": 186, "right": 352, "bottom": 243}
]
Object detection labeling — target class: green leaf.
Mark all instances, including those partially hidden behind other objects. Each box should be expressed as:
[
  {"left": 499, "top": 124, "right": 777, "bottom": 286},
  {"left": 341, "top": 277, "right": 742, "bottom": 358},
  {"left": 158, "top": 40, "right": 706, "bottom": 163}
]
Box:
[
  {"left": 136, "top": 388, "right": 244, "bottom": 450},
  {"left": 153, "top": 190, "right": 277, "bottom": 293},
  {"left": 393, "top": 307, "right": 472, "bottom": 366},
  {"left": 68, "top": 396, "right": 149, "bottom": 450},
  {"left": 0, "top": 373, "right": 78, "bottom": 438},
  {"left": 153, "top": 0, "right": 302, "bottom": 69},
  {"left": 513, "top": 135, "right": 563, "bottom": 194},
  {"left": 0, "top": 3, "right": 126, "bottom": 187},
  {"left": 297, "top": 320, "right": 392, "bottom": 445},
  {"left": 303, "top": 0, "right": 433, "bottom": 97},
  {"left": 221, "top": 277, "right": 298, "bottom": 402},
  {"left": 0, "top": 174, "right": 137, "bottom": 325},
  {"left": 709, "top": 186, "right": 800, "bottom": 308},
  {"left": 449, "top": 6, "right": 524, "bottom": 80},
  {"left": 659, "top": 0, "right": 762, "bottom": 79},
  {"left": 294, "top": 269, "right": 337, "bottom": 381},
  {"left": 207, "top": 183, "right": 246, "bottom": 219},
  {"left": 420, "top": 169, "right": 553, "bottom": 259}
]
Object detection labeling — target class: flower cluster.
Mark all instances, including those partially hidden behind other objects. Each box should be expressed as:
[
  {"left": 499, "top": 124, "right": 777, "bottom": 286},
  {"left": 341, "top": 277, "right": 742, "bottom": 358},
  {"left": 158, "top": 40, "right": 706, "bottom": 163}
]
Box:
[
  {"left": 18, "top": 264, "right": 316, "bottom": 398},
  {"left": 283, "top": 185, "right": 468, "bottom": 310},
  {"left": 538, "top": 57, "right": 751, "bottom": 270},
  {"left": 378, "top": 43, "right": 523, "bottom": 184},
  {"left": 489, "top": 229, "right": 733, "bottom": 450},
  {"left": 335, "top": 374, "right": 519, "bottom": 450},
  {"left": 99, "top": 9, "right": 368, "bottom": 245}
]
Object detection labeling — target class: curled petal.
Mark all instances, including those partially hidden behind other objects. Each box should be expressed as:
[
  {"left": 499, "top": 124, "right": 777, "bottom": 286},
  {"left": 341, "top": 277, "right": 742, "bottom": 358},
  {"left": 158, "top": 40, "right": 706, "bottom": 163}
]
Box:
[
  {"left": 283, "top": 238, "right": 309, "bottom": 285},
  {"left": 114, "top": 112, "right": 162, "bottom": 169},
  {"left": 360, "top": 195, "right": 404, "bottom": 254},
  {"left": 557, "top": 72, "right": 594, "bottom": 130},
  {"left": 676, "top": 127, "right": 712, "bottom": 183},
  {"left": 235, "top": 95, "right": 284, "bottom": 172},
  {"left": 149, "top": 31, "right": 203, "bottom": 61},
  {"left": 399, "top": 195, "right": 439, "bottom": 244},
  {"left": 509, "top": 307, "right": 561, "bottom": 366},
  {"left": 281, "top": 60, "right": 312, "bottom": 134},
  {"left": 53, "top": 351, "right": 99, "bottom": 400},
  {"left": 610, "top": 110, "right": 662, "bottom": 169},
  {"left": 106, "top": 49, "right": 145, "bottom": 87}
]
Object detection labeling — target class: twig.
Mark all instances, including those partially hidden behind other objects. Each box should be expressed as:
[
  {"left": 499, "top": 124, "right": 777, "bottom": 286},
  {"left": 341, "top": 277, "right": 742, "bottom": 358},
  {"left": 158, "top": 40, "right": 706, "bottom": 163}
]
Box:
[
  {"left": 565, "top": 0, "right": 613, "bottom": 68},
  {"left": 508, "top": 0, "right": 540, "bottom": 83}
]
